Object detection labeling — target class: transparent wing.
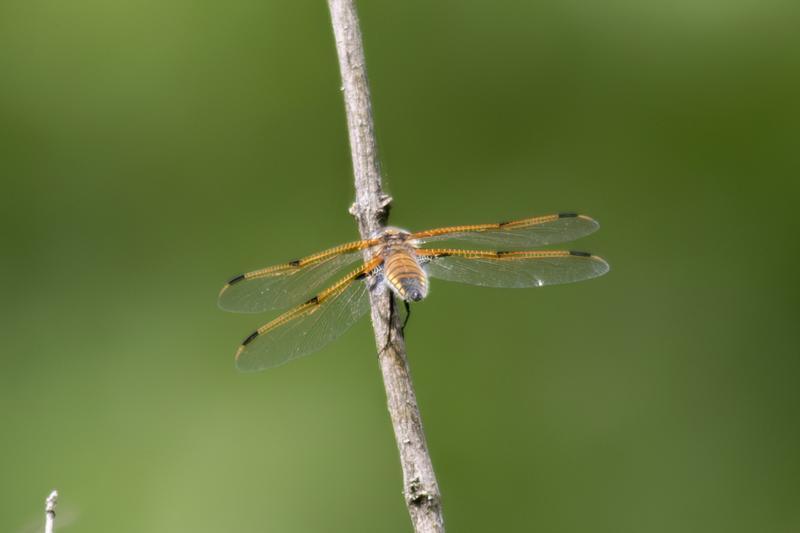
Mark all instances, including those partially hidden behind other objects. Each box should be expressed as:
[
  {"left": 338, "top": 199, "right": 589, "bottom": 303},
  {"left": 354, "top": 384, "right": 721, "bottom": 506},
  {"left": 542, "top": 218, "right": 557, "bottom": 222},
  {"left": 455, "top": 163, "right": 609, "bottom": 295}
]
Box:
[
  {"left": 412, "top": 213, "right": 599, "bottom": 249},
  {"left": 218, "top": 239, "right": 376, "bottom": 313},
  {"left": 234, "top": 259, "right": 382, "bottom": 372},
  {"left": 420, "top": 249, "right": 609, "bottom": 288}
]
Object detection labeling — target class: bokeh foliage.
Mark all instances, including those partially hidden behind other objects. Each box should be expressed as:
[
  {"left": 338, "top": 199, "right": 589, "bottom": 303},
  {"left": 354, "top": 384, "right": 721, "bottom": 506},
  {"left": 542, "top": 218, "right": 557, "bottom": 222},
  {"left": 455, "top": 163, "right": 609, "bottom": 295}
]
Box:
[{"left": 1, "top": 1, "right": 798, "bottom": 531}]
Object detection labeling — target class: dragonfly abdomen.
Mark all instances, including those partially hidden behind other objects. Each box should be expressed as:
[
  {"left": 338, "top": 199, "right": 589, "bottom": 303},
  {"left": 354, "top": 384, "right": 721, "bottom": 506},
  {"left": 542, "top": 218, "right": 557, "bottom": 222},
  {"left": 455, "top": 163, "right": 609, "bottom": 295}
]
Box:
[{"left": 384, "top": 250, "right": 428, "bottom": 302}]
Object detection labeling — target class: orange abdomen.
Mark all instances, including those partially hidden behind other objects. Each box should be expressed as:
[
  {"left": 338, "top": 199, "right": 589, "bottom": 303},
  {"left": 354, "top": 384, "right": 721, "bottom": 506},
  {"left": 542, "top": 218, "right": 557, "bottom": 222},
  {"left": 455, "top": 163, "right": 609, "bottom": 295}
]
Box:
[{"left": 384, "top": 250, "right": 428, "bottom": 302}]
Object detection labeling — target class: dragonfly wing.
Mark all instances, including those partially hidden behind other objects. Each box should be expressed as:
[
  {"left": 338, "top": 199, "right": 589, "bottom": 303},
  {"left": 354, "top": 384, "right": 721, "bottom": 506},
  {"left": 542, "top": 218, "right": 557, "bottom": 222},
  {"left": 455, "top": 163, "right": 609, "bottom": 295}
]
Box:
[
  {"left": 234, "top": 259, "right": 382, "bottom": 372},
  {"left": 412, "top": 213, "right": 599, "bottom": 249},
  {"left": 420, "top": 249, "right": 609, "bottom": 288},
  {"left": 219, "top": 239, "right": 375, "bottom": 313}
]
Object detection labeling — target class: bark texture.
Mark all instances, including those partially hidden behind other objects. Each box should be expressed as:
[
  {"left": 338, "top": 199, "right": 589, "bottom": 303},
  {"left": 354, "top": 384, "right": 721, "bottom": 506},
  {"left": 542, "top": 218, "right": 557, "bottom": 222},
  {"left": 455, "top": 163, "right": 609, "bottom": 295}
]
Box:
[{"left": 327, "top": 1, "right": 445, "bottom": 531}]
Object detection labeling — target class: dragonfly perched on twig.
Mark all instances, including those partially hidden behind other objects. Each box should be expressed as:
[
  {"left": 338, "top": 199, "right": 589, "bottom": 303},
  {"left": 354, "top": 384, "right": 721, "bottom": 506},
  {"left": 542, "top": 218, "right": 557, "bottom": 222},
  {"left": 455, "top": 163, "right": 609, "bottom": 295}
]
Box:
[{"left": 219, "top": 212, "right": 609, "bottom": 372}]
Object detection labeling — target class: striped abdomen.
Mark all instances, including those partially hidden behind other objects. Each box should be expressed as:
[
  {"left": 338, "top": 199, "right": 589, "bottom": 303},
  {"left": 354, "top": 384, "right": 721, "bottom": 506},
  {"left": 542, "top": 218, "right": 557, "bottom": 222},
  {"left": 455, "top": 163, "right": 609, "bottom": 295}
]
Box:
[{"left": 384, "top": 250, "right": 428, "bottom": 302}]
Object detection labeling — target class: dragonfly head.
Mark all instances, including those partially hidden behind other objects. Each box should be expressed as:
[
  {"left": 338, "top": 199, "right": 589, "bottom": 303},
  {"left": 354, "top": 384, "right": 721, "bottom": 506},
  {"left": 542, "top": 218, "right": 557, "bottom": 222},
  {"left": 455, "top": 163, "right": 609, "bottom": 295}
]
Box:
[{"left": 375, "top": 226, "right": 411, "bottom": 243}]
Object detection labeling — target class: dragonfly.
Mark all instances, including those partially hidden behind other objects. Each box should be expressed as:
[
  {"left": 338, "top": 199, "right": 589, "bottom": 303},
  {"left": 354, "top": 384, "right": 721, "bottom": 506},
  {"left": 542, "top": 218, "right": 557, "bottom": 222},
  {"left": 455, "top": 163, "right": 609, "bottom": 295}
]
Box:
[{"left": 219, "top": 212, "right": 609, "bottom": 372}]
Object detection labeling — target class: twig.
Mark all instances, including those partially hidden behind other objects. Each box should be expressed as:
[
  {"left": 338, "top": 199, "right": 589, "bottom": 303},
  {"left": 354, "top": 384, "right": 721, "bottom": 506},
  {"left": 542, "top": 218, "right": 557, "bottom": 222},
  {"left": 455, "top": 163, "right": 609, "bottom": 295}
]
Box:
[
  {"left": 44, "top": 490, "right": 58, "bottom": 533},
  {"left": 326, "top": 1, "right": 445, "bottom": 532}
]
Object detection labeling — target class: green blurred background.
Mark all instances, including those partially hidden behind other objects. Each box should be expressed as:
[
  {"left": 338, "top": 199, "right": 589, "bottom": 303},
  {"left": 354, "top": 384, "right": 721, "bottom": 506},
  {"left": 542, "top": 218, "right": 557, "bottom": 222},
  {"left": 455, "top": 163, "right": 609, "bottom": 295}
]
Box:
[{"left": 1, "top": 1, "right": 798, "bottom": 531}]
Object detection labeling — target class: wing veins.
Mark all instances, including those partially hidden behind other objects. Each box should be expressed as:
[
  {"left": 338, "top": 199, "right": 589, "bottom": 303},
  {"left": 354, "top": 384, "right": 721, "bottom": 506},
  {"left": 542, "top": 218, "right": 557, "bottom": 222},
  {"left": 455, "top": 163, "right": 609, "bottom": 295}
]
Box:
[
  {"left": 411, "top": 213, "right": 599, "bottom": 249},
  {"left": 419, "top": 248, "right": 609, "bottom": 288},
  {"left": 234, "top": 256, "right": 383, "bottom": 370},
  {"left": 218, "top": 238, "right": 380, "bottom": 313},
  {"left": 232, "top": 238, "right": 378, "bottom": 284}
]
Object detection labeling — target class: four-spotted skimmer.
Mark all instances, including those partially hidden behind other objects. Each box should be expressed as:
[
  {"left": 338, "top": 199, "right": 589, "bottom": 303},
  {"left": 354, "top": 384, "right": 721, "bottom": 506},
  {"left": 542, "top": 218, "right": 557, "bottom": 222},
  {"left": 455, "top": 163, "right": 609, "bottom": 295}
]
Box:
[{"left": 219, "top": 212, "right": 608, "bottom": 371}]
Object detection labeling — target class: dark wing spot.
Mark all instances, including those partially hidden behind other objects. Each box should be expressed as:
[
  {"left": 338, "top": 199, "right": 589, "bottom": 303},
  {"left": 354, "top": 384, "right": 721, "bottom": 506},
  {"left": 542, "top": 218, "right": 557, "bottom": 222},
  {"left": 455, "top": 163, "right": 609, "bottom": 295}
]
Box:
[
  {"left": 355, "top": 272, "right": 368, "bottom": 280},
  {"left": 558, "top": 212, "right": 579, "bottom": 218},
  {"left": 435, "top": 252, "right": 452, "bottom": 258},
  {"left": 496, "top": 251, "right": 512, "bottom": 257},
  {"left": 304, "top": 296, "right": 319, "bottom": 305},
  {"left": 288, "top": 259, "right": 301, "bottom": 267},
  {"left": 227, "top": 273, "right": 246, "bottom": 285},
  {"left": 569, "top": 250, "right": 592, "bottom": 257},
  {"left": 242, "top": 331, "right": 259, "bottom": 346},
  {"left": 498, "top": 221, "right": 511, "bottom": 227}
]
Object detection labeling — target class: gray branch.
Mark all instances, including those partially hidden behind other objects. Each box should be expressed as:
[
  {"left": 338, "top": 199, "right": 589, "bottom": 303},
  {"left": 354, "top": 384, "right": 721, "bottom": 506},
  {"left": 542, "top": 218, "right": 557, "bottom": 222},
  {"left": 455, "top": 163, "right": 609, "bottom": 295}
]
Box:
[
  {"left": 44, "top": 490, "right": 57, "bottom": 533},
  {"left": 326, "top": 1, "right": 444, "bottom": 531}
]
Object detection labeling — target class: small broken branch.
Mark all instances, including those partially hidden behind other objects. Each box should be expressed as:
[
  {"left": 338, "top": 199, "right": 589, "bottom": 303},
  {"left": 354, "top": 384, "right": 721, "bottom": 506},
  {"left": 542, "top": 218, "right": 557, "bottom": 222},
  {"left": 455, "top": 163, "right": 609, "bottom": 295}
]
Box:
[{"left": 44, "top": 490, "right": 58, "bottom": 533}]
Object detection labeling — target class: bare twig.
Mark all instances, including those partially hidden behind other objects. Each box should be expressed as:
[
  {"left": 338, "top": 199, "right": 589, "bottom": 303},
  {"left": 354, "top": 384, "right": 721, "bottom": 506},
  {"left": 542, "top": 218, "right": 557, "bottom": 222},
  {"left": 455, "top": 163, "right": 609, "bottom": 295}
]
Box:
[
  {"left": 326, "top": 1, "right": 444, "bottom": 532},
  {"left": 44, "top": 490, "right": 57, "bottom": 533}
]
